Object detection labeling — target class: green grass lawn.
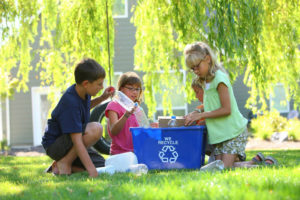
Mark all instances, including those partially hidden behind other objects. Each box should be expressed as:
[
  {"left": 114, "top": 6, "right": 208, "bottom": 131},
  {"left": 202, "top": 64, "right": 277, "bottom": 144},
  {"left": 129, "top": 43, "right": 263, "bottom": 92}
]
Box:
[{"left": 0, "top": 150, "right": 300, "bottom": 200}]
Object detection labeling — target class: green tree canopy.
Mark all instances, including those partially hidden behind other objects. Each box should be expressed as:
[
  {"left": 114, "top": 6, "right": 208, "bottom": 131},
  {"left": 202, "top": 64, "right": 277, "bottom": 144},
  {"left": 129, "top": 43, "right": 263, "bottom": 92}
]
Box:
[
  {"left": 0, "top": 0, "right": 114, "bottom": 101},
  {"left": 1, "top": 0, "right": 299, "bottom": 117},
  {"left": 133, "top": 0, "right": 300, "bottom": 116}
]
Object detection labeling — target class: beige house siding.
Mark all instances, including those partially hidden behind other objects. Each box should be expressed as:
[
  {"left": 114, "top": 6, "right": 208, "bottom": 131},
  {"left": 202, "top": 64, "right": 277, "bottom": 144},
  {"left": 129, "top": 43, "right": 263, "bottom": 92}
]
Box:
[
  {"left": 9, "top": 69, "right": 41, "bottom": 146},
  {"left": 232, "top": 74, "right": 251, "bottom": 118},
  {"left": 113, "top": 0, "right": 136, "bottom": 73}
]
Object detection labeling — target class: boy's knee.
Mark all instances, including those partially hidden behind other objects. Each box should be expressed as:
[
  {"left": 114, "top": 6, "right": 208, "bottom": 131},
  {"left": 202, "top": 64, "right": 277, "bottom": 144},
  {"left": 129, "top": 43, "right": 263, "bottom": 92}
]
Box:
[{"left": 86, "top": 122, "right": 103, "bottom": 140}]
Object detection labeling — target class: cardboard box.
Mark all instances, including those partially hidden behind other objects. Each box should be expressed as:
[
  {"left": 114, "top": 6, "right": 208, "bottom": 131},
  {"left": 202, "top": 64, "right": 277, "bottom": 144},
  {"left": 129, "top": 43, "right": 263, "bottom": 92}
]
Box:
[{"left": 158, "top": 116, "right": 186, "bottom": 128}]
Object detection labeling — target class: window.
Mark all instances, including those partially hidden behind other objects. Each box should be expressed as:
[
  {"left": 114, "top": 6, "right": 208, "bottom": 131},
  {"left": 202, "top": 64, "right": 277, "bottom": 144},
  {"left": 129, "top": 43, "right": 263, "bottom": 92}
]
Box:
[
  {"left": 113, "top": 0, "right": 128, "bottom": 18},
  {"left": 153, "top": 70, "right": 188, "bottom": 120},
  {"left": 103, "top": 72, "right": 123, "bottom": 92},
  {"left": 270, "top": 84, "right": 290, "bottom": 113}
]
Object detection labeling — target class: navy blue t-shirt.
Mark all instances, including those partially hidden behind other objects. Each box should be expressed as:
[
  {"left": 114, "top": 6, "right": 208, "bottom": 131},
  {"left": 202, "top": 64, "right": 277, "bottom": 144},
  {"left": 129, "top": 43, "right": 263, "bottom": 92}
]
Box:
[{"left": 42, "top": 84, "right": 91, "bottom": 149}]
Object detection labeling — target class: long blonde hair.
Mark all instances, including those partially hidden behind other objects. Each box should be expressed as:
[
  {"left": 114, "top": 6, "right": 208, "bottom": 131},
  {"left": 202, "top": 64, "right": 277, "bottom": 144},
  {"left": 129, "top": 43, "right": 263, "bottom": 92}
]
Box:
[{"left": 184, "top": 42, "right": 225, "bottom": 85}]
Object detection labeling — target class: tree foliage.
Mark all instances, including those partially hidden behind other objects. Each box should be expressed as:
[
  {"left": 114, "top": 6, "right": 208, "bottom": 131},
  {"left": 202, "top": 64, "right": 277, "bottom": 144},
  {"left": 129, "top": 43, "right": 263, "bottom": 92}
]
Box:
[
  {"left": 1, "top": 0, "right": 299, "bottom": 117},
  {"left": 132, "top": 0, "right": 300, "bottom": 116},
  {"left": 0, "top": 0, "right": 114, "bottom": 102}
]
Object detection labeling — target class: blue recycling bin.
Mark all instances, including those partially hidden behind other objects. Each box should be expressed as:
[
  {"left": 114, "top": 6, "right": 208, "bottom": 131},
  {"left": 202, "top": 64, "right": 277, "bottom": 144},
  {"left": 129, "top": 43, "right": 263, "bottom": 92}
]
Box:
[{"left": 130, "top": 126, "right": 207, "bottom": 170}]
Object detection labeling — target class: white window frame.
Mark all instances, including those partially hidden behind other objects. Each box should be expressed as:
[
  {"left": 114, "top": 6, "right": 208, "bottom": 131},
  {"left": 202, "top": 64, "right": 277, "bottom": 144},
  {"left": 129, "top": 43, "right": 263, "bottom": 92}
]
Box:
[
  {"left": 269, "top": 83, "right": 290, "bottom": 113},
  {"left": 112, "top": 71, "right": 123, "bottom": 86},
  {"left": 31, "top": 87, "right": 52, "bottom": 146},
  {"left": 153, "top": 69, "right": 188, "bottom": 119},
  {"left": 113, "top": 0, "right": 128, "bottom": 19},
  {"left": 103, "top": 71, "right": 123, "bottom": 89}
]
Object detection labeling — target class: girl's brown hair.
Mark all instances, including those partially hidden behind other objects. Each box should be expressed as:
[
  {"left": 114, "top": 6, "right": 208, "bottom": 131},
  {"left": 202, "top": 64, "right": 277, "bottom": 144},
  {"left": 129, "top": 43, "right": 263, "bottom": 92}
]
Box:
[{"left": 117, "top": 71, "right": 143, "bottom": 103}]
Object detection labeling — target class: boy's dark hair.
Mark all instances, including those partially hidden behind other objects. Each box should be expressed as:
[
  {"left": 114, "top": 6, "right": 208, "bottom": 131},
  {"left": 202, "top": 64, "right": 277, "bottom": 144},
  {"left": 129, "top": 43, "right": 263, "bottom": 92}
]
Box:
[{"left": 74, "top": 58, "right": 106, "bottom": 84}]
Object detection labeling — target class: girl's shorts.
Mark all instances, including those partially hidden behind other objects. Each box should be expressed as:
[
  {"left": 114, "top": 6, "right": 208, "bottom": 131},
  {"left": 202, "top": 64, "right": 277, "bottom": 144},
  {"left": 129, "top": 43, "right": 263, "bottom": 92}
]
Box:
[{"left": 214, "top": 128, "right": 248, "bottom": 160}]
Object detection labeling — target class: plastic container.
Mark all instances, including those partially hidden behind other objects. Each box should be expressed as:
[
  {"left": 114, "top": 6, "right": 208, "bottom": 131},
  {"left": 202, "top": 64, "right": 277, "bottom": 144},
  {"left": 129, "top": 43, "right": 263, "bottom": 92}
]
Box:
[
  {"left": 113, "top": 91, "right": 135, "bottom": 111},
  {"left": 130, "top": 126, "right": 206, "bottom": 170},
  {"left": 207, "top": 153, "right": 216, "bottom": 164},
  {"left": 128, "top": 164, "right": 148, "bottom": 175},
  {"left": 113, "top": 91, "right": 149, "bottom": 127},
  {"left": 199, "top": 160, "right": 224, "bottom": 172},
  {"left": 168, "top": 116, "right": 177, "bottom": 127},
  {"left": 105, "top": 152, "right": 138, "bottom": 172},
  {"left": 96, "top": 165, "right": 116, "bottom": 175}
]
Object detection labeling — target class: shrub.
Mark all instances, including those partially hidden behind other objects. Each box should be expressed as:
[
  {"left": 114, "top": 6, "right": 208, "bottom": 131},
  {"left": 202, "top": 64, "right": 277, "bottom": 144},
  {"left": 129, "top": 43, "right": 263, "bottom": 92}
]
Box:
[
  {"left": 286, "top": 119, "right": 300, "bottom": 141},
  {"left": 0, "top": 139, "right": 8, "bottom": 151},
  {"left": 250, "top": 110, "right": 288, "bottom": 140}
]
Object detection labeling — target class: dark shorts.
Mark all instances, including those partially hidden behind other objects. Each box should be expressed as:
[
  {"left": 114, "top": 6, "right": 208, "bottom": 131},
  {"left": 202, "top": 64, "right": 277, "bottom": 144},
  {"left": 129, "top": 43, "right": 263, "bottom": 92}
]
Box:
[
  {"left": 46, "top": 134, "right": 73, "bottom": 161},
  {"left": 45, "top": 133, "right": 105, "bottom": 168}
]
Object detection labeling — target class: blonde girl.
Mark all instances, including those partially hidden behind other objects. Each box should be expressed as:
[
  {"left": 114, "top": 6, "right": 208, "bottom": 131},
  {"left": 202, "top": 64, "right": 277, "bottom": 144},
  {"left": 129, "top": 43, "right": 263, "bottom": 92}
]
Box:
[{"left": 184, "top": 42, "right": 277, "bottom": 168}]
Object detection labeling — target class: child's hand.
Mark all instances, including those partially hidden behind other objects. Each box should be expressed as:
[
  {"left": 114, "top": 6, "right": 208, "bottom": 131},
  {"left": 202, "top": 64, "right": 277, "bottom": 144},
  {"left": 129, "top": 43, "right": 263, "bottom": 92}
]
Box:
[
  {"left": 184, "top": 112, "right": 203, "bottom": 126},
  {"left": 123, "top": 103, "right": 137, "bottom": 118},
  {"left": 150, "top": 122, "right": 159, "bottom": 128},
  {"left": 101, "top": 86, "right": 115, "bottom": 100},
  {"left": 88, "top": 168, "right": 98, "bottom": 178}
]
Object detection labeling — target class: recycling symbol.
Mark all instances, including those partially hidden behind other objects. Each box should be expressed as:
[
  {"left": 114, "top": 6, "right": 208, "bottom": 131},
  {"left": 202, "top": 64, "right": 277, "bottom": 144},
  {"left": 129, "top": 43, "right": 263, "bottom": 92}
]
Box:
[{"left": 158, "top": 145, "right": 178, "bottom": 163}]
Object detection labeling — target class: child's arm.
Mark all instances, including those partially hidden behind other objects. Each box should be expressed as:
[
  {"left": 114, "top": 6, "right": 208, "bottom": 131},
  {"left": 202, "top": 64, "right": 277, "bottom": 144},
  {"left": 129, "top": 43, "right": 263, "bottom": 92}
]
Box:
[
  {"left": 107, "top": 107, "right": 136, "bottom": 136},
  {"left": 203, "top": 83, "right": 231, "bottom": 118},
  {"left": 70, "top": 133, "right": 98, "bottom": 177},
  {"left": 90, "top": 87, "right": 114, "bottom": 109},
  {"left": 185, "top": 83, "right": 231, "bottom": 125}
]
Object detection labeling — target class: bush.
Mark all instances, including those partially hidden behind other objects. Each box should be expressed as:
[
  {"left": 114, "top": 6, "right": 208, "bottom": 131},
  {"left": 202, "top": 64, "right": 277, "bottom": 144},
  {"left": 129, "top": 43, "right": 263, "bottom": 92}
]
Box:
[
  {"left": 250, "top": 111, "right": 288, "bottom": 140},
  {"left": 0, "top": 139, "right": 8, "bottom": 151},
  {"left": 286, "top": 119, "right": 300, "bottom": 141}
]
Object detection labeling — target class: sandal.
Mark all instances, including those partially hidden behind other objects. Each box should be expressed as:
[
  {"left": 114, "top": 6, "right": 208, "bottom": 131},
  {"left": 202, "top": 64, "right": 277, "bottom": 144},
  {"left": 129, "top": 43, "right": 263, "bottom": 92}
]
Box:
[
  {"left": 264, "top": 156, "right": 278, "bottom": 165},
  {"left": 44, "top": 164, "right": 52, "bottom": 173},
  {"left": 238, "top": 154, "right": 246, "bottom": 162},
  {"left": 44, "top": 161, "right": 59, "bottom": 175},
  {"left": 251, "top": 152, "right": 265, "bottom": 164}
]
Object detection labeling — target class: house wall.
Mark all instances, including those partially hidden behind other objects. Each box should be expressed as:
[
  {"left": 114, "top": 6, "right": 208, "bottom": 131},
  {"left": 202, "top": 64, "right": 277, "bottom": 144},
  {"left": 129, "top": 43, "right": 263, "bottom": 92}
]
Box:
[
  {"left": 9, "top": 64, "right": 41, "bottom": 146},
  {"left": 232, "top": 74, "right": 251, "bottom": 118},
  {"left": 113, "top": 0, "right": 136, "bottom": 73}
]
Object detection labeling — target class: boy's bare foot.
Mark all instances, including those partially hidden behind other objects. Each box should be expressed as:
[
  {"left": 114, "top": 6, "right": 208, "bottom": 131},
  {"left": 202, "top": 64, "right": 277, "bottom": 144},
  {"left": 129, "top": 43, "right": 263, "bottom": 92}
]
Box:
[
  {"left": 52, "top": 161, "right": 59, "bottom": 175},
  {"left": 57, "top": 160, "right": 72, "bottom": 175},
  {"left": 72, "top": 166, "right": 85, "bottom": 173}
]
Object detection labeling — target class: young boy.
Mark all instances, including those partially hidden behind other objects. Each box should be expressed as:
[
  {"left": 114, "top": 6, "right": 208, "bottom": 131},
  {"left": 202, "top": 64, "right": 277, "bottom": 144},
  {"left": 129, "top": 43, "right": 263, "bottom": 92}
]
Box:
[{"left": 42, "top": 58, "right": 114, "bottom": 177}]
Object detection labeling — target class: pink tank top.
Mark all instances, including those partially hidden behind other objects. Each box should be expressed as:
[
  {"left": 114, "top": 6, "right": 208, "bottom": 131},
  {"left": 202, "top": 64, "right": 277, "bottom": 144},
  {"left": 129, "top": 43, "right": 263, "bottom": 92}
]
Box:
[{"left": 105, "top": 101, "right": 139, "bottom": 155}]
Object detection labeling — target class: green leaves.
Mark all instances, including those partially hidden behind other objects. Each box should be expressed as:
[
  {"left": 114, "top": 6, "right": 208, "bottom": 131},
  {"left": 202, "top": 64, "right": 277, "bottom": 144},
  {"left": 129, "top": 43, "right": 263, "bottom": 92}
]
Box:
[
  {"left": 133, "top": 0, "right": 300, "bottom": 116},
  {"left": 1, "top": 0, "right": 299, "bottom": 117},
  {"left": 0, "top": 0, "right": 114, "bottom": 101}
]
